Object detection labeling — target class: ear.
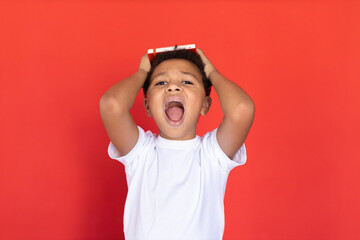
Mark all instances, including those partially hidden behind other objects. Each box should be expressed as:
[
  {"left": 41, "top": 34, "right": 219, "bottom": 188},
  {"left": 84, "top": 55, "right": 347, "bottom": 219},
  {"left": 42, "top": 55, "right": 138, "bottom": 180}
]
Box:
[
  {"left": 200, "top": 96, "right": 212, "bottom": 116},
  {"left": 144, "top": 98, "right": 152, "bottom": 117}
]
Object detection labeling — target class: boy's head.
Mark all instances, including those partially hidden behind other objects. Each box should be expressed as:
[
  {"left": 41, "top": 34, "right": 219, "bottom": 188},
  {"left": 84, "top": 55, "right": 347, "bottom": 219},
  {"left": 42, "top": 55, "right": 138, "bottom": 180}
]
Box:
[
  {"left": 143, "top": 50, "right": 212, "bottom": 97},
  {"left": 143, "top": 49, "right": 213, "bottom": 140}
]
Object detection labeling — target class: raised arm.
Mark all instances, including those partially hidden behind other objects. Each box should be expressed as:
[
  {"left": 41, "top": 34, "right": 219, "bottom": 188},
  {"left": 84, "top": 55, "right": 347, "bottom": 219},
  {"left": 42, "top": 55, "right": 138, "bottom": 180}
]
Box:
[
  {"left": 197, "top": 48, "right": 255, "bottom": 159},
  {"left": 99, "top": 54, "right": 150, "bottom": 156}
]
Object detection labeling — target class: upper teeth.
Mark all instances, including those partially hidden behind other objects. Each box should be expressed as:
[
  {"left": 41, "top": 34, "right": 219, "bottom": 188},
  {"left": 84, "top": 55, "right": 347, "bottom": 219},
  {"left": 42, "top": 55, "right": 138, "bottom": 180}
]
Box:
[
  {"left": 166, "top": 100, "right": 180, "bottom": 104},
  {"left": 165, "top": 100, "right": 183, "bottom": 109}
]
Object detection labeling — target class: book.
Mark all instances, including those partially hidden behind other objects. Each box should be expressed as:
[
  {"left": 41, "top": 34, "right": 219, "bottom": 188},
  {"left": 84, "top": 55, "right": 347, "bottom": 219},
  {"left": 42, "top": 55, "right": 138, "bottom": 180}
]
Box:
[{"left": 147, "top": 44, "right": 196, "bottom": 61}]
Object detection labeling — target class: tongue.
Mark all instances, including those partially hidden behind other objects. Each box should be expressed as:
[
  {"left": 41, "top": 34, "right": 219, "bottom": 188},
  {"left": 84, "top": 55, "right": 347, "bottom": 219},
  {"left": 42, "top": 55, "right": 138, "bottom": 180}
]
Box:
[{"left": 165, "top": 106, "right": 184, "bottom": 122}]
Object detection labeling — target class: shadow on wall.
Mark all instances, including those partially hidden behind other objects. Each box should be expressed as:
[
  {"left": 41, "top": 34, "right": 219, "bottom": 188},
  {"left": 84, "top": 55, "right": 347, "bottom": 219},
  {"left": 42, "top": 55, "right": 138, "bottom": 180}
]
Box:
[
  {"left": 72, "top": 87, "right": 156, "bottom": 239},
  {"left": 74, "top": 107, "right": 128, "bottom": 240}
]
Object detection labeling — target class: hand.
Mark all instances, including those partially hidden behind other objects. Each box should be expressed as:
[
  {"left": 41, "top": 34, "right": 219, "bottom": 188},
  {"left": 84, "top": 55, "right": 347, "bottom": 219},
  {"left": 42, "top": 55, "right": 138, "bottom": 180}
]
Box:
[
  {"left": 138, "top": 54, "right": 151, "bottom": 73},
  {"left": 196, "top": 48, "right": 217, "bottom": 78}
]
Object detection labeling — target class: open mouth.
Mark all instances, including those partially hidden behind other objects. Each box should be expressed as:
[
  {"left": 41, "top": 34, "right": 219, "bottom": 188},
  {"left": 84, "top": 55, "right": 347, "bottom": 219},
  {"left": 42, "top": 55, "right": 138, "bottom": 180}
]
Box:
[{"left": 165, "top": 100, "right": 184, "bottom": 123}]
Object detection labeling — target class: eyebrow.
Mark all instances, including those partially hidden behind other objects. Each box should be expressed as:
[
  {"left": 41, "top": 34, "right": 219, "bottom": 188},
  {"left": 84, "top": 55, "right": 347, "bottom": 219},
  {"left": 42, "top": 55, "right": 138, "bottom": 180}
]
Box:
[
  {"left": 151, "top": 71, "right": 200, "bottom": 82},
  {"left": 151, "top": 72, "right": 167, "bottom": 80},
  {"left": 180, "top": 71, "right": 200, "bottom": 81}
]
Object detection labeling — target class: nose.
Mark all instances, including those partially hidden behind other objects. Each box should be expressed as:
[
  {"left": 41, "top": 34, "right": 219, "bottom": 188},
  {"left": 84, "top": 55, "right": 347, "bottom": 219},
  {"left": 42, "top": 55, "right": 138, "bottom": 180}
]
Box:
[{"left": 166, "top": 83, "right": 182, "bottom": 93}]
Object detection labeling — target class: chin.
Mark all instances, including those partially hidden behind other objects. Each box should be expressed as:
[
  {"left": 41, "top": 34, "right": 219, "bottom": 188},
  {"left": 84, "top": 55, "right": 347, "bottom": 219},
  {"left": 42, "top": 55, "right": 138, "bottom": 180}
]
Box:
[{"left": 158, "top": 125, "right": 197, "bottom": 140}]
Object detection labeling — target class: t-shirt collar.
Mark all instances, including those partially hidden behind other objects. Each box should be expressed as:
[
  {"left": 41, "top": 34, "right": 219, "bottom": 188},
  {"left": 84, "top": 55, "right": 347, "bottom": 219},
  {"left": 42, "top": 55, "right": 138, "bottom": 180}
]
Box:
[{"left": 155, "top": 135, "right": 201, "bottom": 149}]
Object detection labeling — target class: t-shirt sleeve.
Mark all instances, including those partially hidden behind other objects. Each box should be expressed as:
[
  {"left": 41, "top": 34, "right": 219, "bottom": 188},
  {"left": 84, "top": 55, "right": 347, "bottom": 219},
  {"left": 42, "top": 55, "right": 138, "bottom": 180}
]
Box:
[
  {"left": 107, "top": 126, "right": 148, "bottom": 167},
  {"left": 207, "top": 128, "right": 247, "bottom": 172}
]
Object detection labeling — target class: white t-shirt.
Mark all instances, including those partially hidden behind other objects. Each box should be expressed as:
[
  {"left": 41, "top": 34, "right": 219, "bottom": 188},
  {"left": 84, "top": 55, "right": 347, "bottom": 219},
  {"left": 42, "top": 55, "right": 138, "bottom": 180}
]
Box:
[{"left": 108, "top": 126, "right": 246, "bottom": 240}]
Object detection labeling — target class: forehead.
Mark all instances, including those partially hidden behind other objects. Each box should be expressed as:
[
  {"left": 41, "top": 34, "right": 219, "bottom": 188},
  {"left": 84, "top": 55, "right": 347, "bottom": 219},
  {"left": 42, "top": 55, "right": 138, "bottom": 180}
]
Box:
[{"left": 151, "top": 59, "right": 202, "bottom": 79}]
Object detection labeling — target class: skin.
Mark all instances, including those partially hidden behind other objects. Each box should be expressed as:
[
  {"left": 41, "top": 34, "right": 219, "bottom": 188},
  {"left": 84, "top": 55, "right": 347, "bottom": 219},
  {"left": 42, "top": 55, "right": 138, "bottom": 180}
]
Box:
[
  {"left": 197, "top": 48, "right": 255, "bottom": 159},
  {"left": 100, "top": 48, "right": 255, "bottom": 159},
  {"left": 144, "top": 59, "right": 212, "bottom": 140}
]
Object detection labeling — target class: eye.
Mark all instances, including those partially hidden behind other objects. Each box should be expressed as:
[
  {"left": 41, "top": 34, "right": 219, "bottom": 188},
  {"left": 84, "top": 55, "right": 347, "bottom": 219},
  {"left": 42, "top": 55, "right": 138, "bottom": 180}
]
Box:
[
  {"left": 182, "top": 80, "right": 193, "bottom": 85},
  {"left": 155, "top": 81, "right": 167, "bottom": 86}
]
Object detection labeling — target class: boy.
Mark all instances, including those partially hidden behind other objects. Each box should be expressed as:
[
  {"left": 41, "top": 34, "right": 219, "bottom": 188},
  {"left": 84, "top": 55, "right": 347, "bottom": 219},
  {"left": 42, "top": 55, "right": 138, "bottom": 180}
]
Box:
[{"left": 100, "top": 48, "right": 255, "bottom": 239}]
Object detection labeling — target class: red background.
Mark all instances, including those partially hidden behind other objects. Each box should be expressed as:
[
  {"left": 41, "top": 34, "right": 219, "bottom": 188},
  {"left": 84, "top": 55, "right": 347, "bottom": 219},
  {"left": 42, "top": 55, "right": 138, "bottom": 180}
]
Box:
[{"left": 1, "top": 1, "right": 359, "bottom": 239}]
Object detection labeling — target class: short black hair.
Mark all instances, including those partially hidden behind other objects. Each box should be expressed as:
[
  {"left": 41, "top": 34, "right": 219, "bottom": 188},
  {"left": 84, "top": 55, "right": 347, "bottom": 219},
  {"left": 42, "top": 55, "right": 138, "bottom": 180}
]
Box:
[{"left": 143, "top": 49, "right": 212, "bottom": 96}]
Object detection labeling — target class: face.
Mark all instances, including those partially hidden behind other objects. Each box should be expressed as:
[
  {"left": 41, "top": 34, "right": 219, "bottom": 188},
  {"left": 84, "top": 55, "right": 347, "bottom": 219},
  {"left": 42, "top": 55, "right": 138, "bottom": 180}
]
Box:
[{"left": 144, "top": 59, "right": 212, "bottom": 140}]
